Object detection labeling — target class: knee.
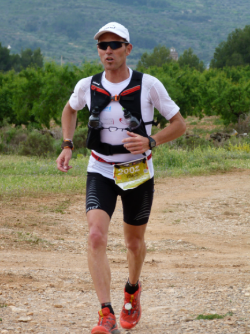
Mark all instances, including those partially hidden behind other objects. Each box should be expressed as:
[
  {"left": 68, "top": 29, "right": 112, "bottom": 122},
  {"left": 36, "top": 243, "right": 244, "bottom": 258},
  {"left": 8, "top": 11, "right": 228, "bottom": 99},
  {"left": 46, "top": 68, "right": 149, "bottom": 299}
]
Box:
[
  {"left": 88, "top": 228, "right": 107, "bottom": 251},
  {"left": 125, "top": 237, "right": 145, "bottom": 255}
]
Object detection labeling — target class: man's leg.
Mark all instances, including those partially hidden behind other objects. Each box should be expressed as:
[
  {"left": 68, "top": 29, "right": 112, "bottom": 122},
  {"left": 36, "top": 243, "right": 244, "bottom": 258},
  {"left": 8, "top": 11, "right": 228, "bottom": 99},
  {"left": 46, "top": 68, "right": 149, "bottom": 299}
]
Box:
[
  {"left": 86, "top": 172, "right": 118, "bottom": 305},
  {"left": 119, "top": 223, "right": 147, "bottom": 330},
  {"left": 123, "top": 223, "right": 147, "bottom": 284},
  {"left": 119, "top": 178, "right": 154, "bottom": 330},
  {"left": 87, "top": 209, "right": 111, "bottom": 304},
  {"left": 88, "top": 209, "right": 121, "bottom": 334}
]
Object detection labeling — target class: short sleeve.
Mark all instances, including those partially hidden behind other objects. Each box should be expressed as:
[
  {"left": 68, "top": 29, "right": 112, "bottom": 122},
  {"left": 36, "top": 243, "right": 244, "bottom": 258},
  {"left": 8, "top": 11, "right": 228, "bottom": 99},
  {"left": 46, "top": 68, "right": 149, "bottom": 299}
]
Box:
[
  {"left": 69, "top": 76, "right": 92, "bottom": 111},
  {"left": 146, "top": 75, "right": 180, "bottom": 120}
]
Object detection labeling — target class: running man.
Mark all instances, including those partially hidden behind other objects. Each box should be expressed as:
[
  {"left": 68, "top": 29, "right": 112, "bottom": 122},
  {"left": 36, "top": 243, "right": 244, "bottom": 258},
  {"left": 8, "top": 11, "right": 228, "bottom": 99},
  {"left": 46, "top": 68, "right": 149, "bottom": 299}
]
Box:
[{"left": 56, "top": 22, "right": 186, "bottom": 334}]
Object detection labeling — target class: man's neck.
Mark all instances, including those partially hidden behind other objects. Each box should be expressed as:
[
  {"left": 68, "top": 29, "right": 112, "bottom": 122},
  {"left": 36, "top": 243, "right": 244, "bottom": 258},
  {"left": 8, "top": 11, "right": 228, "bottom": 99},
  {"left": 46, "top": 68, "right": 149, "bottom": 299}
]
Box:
[{"left": 104, "top": 66, "right": 130, "bottom": 83}]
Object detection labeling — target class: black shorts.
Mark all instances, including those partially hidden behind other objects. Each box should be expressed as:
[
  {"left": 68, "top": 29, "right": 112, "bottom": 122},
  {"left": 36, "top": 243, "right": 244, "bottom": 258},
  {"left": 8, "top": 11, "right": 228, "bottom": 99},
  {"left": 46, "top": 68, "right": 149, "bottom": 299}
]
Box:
[{"left": 86, "top": 172, "right": 154, "bottom": 226}]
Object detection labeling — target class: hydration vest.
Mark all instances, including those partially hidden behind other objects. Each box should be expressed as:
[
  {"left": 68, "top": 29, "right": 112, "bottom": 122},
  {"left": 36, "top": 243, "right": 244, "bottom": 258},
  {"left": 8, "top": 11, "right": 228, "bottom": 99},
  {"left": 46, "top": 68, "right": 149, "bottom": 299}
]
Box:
[{"left": 86, "top": 70, "right": 155, "bottom": 156}]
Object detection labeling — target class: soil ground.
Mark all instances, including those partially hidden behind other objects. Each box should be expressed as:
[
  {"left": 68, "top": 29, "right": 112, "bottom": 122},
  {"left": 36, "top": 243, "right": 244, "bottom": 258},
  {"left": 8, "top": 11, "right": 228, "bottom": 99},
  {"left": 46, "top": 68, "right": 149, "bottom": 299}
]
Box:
[{"left": 0, "top": 170, "right": 250, "bottom": 334}]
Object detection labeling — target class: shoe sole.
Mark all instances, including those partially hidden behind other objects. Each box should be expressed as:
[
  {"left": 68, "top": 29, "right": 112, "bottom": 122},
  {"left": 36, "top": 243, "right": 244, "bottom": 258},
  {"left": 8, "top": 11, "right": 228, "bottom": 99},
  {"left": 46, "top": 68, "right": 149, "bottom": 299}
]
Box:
[{"left": 92, "top": 330, "right": 121, "bottom": 334}]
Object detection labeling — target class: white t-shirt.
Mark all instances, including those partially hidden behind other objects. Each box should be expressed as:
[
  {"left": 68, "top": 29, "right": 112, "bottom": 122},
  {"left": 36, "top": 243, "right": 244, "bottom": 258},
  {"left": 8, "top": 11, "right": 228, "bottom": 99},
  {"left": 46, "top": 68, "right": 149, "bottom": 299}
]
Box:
[{"left": 69, "top": 68, "right": 179, "bottom": 180}]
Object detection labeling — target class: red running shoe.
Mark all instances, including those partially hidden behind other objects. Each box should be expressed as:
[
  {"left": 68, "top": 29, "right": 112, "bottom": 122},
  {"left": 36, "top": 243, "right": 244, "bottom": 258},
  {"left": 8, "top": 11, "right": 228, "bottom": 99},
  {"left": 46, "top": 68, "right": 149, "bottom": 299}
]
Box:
[
  {"left": 120, "top": 282, "right": 142, "bottom": 329},
  {"left": 91, "top": 307, "right": 120, "bottom": 334}
]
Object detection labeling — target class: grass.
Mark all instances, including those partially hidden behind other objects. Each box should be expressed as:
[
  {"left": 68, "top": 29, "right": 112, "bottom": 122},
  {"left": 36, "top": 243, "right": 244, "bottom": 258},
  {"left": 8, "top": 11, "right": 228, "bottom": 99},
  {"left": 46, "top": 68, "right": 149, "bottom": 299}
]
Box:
[
  {"left": 15, "top": 231, "right": 50, "bottom": 245},
  {"left": 153, "top": 145, "right": 250, "bottom": 178},
  {"left": 0, "top": 302, "right": 7, "bottom": 309},
  {"left": 39, "top": 199, "right": 72, "bottom": 214},
  {"left": 172, "top": 219, "right": 181, "bottom": 225},
  {"left": 0, "top": 155, "right": 88, "bottom": 198},
  {"left": 53, "top": 199, "right": 71, "bottom": 214},
  {"left": 196, "top": 312, "right": 233, "bottom": 320},
  {"left": 1, "top": 143, "right": 250, "bottom": 198},
  {"left": 1, "top": 115, "right": 250, "bottom": 198}
]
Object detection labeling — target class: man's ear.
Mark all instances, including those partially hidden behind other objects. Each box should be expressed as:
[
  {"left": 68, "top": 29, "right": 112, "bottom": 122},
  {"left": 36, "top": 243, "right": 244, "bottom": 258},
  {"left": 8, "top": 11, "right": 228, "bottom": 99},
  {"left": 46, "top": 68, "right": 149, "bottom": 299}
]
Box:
[{"left": 126, "top": 44, "right": 133, "bottom": 56}]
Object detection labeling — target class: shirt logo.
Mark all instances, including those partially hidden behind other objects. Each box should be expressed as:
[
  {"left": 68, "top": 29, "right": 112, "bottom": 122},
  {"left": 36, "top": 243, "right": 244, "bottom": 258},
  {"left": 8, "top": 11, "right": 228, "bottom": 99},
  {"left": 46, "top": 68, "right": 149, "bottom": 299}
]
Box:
[
  {"left": 119, "top": 117, "right": 127, "bottom": 125},
  {"left": 103, "top": 106, "right": 111, "bottom": 112}
]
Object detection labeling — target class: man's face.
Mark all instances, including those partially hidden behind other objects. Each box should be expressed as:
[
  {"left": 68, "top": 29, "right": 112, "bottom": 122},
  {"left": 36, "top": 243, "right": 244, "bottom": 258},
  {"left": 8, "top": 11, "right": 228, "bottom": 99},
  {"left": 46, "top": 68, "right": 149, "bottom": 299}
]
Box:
[{"left": 97, "top": 32, "right": 132, "bottom": 71}]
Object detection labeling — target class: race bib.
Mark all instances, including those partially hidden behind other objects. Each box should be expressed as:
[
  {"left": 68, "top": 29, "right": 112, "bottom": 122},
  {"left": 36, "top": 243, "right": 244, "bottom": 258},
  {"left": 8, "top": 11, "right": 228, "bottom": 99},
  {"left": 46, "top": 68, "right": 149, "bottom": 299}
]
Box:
[{"left": 113, "top": 158, "right": 151, "bottom": 190}]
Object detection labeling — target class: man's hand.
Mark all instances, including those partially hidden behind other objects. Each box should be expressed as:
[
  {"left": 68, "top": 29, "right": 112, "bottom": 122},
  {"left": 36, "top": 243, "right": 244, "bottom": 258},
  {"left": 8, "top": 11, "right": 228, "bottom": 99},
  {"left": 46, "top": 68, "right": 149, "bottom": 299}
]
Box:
[
  {"left": 56, "top": 148, "right": 73, "bottom": 172},
  {"left": 122, "top": 132, "right": 150, "bottom": 154}
]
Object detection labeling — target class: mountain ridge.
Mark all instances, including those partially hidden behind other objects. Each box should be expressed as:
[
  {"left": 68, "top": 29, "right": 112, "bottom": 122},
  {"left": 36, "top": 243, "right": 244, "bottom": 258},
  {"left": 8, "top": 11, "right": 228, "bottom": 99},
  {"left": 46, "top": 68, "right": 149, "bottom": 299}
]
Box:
[{"left": 0, "top": 0, "right": 249, "bottom": 66}]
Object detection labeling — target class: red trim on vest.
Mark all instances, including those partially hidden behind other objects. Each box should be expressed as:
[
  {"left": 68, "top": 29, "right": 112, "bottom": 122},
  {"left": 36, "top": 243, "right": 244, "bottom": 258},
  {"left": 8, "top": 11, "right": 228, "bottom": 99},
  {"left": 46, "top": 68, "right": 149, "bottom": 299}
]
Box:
[
  {"left": 120, "top": 85, "right": 141, "bottom": 96},
  {"left": 91, "top": 84, "right": 140, "bottom": 99},
  {"left": 91, "top": 151, "right": 152, "bottom": 165},
  {"left": 91, "top": 85, "right": 110, "bottom": 96}
]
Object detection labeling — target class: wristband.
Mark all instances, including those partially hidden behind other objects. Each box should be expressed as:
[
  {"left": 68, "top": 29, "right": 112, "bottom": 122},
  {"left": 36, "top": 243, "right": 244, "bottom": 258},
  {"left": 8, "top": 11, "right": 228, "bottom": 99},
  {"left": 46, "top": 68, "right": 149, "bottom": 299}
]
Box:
[{"left": 61, "top": 139, "right": 74, "bottom": 150}]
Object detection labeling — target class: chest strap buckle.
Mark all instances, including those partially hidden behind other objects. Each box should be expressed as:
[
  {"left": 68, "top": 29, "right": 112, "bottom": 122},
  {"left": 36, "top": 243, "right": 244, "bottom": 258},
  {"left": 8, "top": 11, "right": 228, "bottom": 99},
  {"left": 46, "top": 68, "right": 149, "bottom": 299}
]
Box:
[{"left": 111, "top": 95, "right": 120, "bottom": 102}]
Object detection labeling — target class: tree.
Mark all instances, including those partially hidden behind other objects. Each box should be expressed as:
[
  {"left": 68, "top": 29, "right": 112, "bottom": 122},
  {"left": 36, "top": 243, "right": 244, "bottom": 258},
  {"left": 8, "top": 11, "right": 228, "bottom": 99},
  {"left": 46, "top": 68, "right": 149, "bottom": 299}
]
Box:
[
  {"left": 203, "top": 68, "right": 250, "bottom": 125},
  {"left": 16, "top": 48, "right": 43, "bottom": 71},
  {"left": 0, "top": 43, "right": 12, "bottom": 72},
  {"left": 0, "top": 71, "right": 17, "bottom": 125},
  {"left": 0, "top": 43, "right": 43, "bottom": 72},
  {"left": 11, "top": 62, "right": 103, "bottom": 128},
  {"left": 178, "top": 48, "right": 205, "bottom": 72},
  {"left": 139, "top": 62, "right": 205, "bottom": 125},
  {"left": 210, "top": 25, "right": 250, "bottom": 68},
  {"left": 136, "top": 45, "right": 171, "bottom": 69}
]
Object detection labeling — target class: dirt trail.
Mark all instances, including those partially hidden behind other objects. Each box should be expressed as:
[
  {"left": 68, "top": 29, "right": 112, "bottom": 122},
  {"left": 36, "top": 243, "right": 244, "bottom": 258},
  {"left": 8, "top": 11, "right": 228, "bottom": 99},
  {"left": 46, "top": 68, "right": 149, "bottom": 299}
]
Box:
[{"left": 0, "top": 170, "right": 250, "bottom": 334}]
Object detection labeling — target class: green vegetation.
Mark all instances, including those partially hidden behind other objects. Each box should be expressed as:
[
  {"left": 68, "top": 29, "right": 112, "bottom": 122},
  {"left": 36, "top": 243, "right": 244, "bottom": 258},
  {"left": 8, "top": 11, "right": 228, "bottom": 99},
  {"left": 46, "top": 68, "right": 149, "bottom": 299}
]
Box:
[
  {"left": 0, "top": 124, "right": 89, "bottom": 156},
  {"left": 138, "top": 62, "right": 250, "bottom": 125},
  {"left": 196, "top": 312, "right": 233, "bottom": 320},
  {"left": 178, "top": 48, "right": 205, "bottom": 72},
  {"left": 211, "top": 25, "right": 250, "bottom": 68},
  {"left": 0, "top": 62, "right": 102, "bottom": 127},
  {"left": 202, "top": 66, "right": 250, "bottom": 124},
  {"left": 0, "top": 43, "right": 43, "bottom": 72},
  {"left": 0, "top": 23, "right": 250, "bottom": 200},
  {"left": 15, "top": 231, "right": 49, "bottom": 245},
  {"left": 0, "top": 306, "right": 7, "bottom": 310},
  {"left": 137, "top": 45, "right": 171, "bottom": 69},
  {"left": 153, "top": 145, "right": 250, "bottom": 177},
  {"left": 1, "top": 0, "right": 250, "bottom": 65},
  {"left": 2, "top": 131, "right": 250, "bottom": 198},
  {"left": 1, "top": 61, "right": 249, "bottom": 129},
  {"left": 0, "top": 155, "right": 88, "bottom": 198}
]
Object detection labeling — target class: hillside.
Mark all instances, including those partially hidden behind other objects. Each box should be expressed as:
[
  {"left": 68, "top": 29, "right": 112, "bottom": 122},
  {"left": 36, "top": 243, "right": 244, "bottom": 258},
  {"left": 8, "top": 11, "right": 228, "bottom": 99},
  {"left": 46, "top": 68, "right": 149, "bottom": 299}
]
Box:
[{"left": 0, "top": 0, "right": 249, "bottom": 66}]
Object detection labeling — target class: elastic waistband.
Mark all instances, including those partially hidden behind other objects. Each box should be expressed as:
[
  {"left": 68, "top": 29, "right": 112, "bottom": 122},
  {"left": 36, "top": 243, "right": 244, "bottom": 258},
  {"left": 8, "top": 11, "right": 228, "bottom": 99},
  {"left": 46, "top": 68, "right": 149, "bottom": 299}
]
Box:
[{"left": 91, "top": 151, "right": 152, "bottom": 165}]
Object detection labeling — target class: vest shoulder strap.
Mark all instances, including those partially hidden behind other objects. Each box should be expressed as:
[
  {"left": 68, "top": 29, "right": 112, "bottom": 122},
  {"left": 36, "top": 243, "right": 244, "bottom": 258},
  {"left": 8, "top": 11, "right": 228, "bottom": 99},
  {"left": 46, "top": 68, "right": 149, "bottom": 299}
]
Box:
[
  {"left": 91, "top": 72, "right": 104, "bottom": 86},
  {"left": 131, "top": 70, "right": 143, "bottom": 82},
  {"left": 90, "top": 72, "right": 110, "bottom": 112}
]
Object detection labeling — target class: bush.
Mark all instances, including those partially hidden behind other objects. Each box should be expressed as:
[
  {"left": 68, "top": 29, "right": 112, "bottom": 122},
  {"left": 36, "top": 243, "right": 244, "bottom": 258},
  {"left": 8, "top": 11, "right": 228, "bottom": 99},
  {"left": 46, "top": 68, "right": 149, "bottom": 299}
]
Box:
[
  {"left": 0, "top": 125, "right": 90, "bottom": 157},
  {"left": 73, "top": 127, "right": 88, "bottom": 149},
  {"left": 0, "top": 126, "right": 28, "bottom": 154},
  {"left": 173, "top": 135, "right": 212, "bottom": 151},
  {"left": 234, "top": 113, "right": 250, "bottom": 134},
  {"left": 72, "top": 127, "right": 89, "bottom": 156},
  {"left": 19, "top": 131, "right": 55, "bottom": 157}
]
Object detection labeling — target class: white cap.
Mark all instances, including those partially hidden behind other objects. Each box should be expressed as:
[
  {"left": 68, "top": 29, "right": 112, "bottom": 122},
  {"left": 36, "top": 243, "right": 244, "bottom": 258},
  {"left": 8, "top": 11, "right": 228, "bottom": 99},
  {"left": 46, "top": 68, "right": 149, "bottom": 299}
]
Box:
[{"left": 94, "top": 22, "right": 130, "bottom": 42}]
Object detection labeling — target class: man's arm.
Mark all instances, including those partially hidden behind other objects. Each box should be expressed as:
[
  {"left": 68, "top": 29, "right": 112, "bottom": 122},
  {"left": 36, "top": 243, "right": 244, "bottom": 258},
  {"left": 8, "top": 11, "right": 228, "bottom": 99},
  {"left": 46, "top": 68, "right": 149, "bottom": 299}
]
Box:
[
  {"left": 151, "top": 111, "right": 186, "bottom": 146},
  {"left": 56, "top": 102, "right": 78, "bottom": 172},
  {"left": 122, "top": 112, "right": 186, "bottom": 154}
]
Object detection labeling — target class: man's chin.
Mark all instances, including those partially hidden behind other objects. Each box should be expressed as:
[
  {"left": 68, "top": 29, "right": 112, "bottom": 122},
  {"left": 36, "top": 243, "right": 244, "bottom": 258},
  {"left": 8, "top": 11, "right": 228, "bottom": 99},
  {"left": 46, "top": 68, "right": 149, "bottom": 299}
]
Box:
[{"left": 104, "top": 64, "right": 118, "bottom": 71}]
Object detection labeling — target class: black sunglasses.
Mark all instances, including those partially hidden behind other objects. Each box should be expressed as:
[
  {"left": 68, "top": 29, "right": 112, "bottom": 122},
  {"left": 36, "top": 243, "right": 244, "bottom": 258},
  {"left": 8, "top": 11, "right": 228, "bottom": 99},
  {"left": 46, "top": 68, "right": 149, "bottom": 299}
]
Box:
[{"left": 97, "top": 41, "right": 129, "bottom": 50}]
